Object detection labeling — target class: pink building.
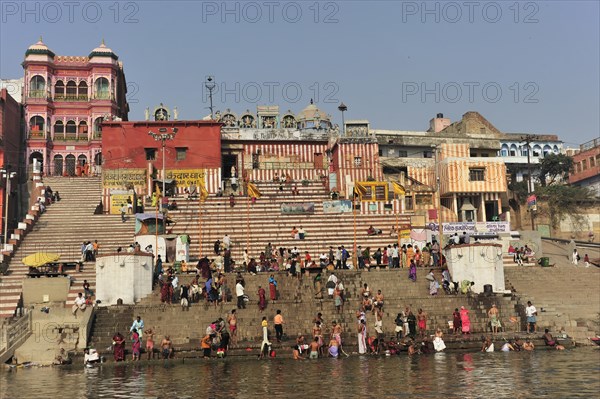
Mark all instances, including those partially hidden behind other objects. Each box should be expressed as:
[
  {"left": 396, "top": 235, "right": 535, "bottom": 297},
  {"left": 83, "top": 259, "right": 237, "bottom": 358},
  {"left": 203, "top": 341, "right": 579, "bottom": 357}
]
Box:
[{"left": 22, "top": 38, "right": 129, "bottom": 176}]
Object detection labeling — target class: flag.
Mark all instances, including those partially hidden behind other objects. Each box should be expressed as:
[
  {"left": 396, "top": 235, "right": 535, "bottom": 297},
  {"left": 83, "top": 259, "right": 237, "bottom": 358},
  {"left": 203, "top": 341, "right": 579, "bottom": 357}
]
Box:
[
  {"left": 353, "top": 182, "right": 367, "bottom": 198},
  {"left": 199, "top": 182, "right": 209, "bottom": 202},
  {"left": 247, "top": 182, "right": 262, "bottom": 199},
  {"left": 392, "top": 182, "right": 405, "bottom": 196}
]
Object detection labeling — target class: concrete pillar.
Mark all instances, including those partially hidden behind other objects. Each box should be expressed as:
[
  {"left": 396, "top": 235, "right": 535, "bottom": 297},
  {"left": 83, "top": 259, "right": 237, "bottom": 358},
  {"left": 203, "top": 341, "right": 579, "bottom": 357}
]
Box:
[{"left": 480, "top": 194, "right": 486, "bottom": 222}]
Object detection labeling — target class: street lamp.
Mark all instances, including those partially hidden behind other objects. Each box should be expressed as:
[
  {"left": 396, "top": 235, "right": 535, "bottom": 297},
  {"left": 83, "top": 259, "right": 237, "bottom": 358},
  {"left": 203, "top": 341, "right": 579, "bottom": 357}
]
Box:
[
  {"left": 0, "top": 166, "right": 17, "bottom": 247},
  {"left": 205, "top": 76, "right": 216, "bottom": 120},
  {"left": 338, "top": 102, "right": 347, "bottom": 136},
  {"left": 148, "top": 128, "right": 178, "bottom": 212}
]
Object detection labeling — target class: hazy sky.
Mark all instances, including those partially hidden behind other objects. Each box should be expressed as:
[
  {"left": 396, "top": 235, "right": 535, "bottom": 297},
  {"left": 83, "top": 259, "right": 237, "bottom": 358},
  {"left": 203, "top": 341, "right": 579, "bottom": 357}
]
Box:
[{"left": 1, "top": 1, "right": 598, "bottom": 145}]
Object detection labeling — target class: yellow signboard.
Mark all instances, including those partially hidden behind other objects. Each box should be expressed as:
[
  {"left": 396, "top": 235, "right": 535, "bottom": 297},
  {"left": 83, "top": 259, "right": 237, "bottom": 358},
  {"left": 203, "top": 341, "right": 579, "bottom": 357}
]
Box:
[
  {"left": 103, "top": 168, "right": 146, "bottom": 188},
  {"left": 400, "top": 230, "right": 411, "bottom": 239},
  {"left": 109, "top": 191, "right": 134, "bottom": 215},
  {"left": 166, "top": 169, "right": 206, "bottom": 188}
]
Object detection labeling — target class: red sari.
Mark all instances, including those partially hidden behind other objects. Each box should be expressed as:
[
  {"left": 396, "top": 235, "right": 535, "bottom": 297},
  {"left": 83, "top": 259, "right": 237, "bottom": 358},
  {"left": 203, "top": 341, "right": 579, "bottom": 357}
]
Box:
[
  {"left": 113, "top": 333, "right": 125, "bottom": 361},
  {"left": 258, "top": 287, "right": 267, "bottom": 311}
]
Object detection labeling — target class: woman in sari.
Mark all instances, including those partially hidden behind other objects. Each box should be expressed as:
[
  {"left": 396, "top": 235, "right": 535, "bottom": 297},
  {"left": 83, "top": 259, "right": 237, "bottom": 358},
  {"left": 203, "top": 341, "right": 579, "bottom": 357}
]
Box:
[
  {"left": 401, "top": 245, "right": 408, "bottom": 268},
  {"left": 408, "top": 259, "right": 417, "bottom": 282},
  {"left": 160, "top": 280, "right": 170, "bottom": 303},
  {"left": 406, "top": 244, "right": 415, "bottom": 266},
  {"left": 258, "top": 285, "right": 267, "bottom": 312},
  {"left": 112, "top": 332, "right": 126, "bottom": 361},
  {"left": 131, "top": 329, "right": 141, "bottom": 361},
  {"left": 460, "top": 306, "right": 471, "bottom": 334},
  {"left": 268, "top": 275, "right": 277, "bottom": 301}
]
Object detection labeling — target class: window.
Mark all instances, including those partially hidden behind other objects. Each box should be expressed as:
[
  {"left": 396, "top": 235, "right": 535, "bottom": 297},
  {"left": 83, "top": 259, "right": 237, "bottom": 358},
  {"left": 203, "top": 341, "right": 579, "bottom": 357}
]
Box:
[
  {"left": 482, "top": 153, "right": 489, "bottom": 157},
  {"left": 398, "top": 150, "right": 408, "bottom": 158},
  {"left": 469, "top": 168, "right": 485, "bottom": 181},
  {"left": 582, "top": 160, "right": 588, "bottom": 170},
  {"left": 176, "top": 147, "right": 187, "bottom": 161},
  {"left": 378, "top": 149, "right": 383, "bottom": 156},
  {"left": 405, "top": 196, "right": 414, "bottom": 211},
  {"left": 470, "top": 152, "right": 477, "bottom": 157},
  {"left": 354, "top": 156, "right": 362, "bottom": 166},
  {"left": 145, "top": 148, "right": 157, "bottom": 161},
  {"left": 423, "top": 151, "right": 433, "bottom": 158},
  {"left": 590, "top": 156, "right": 595, "bottom": 167}
]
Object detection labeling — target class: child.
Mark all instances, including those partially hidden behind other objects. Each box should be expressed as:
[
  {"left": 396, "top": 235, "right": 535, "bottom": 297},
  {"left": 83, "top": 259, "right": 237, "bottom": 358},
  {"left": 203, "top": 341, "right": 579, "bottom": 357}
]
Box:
[{"left": 201, "top": 334, "right": 212, "bottom": 358}]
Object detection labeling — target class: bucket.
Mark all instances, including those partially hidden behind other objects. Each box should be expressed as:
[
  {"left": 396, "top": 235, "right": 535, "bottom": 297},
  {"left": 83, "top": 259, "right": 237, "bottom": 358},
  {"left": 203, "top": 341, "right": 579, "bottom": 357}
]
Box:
[{"left": 540, "top": 257, "right": 550, "bottom": 267}]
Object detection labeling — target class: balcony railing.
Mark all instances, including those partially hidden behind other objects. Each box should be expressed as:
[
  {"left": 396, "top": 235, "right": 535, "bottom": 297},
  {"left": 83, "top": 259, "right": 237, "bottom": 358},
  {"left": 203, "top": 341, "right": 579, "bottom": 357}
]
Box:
[
  {"left": 28, "top": 90, "right": 48, "bottom": 99},
  {"left": 28, "top": 130, "right": 46, "bottom": 139},
  {"left": 93, "top": 92, "right": 113, "bottom": 100},
  {"left": 92, "top": 132, "right": 102, "bottom": 140},
  {"left": 53, "top": 134, "right": 89, "bottom": 142},
  {"left": 53, "top": 94, "right": 89, "bottom": 102}
]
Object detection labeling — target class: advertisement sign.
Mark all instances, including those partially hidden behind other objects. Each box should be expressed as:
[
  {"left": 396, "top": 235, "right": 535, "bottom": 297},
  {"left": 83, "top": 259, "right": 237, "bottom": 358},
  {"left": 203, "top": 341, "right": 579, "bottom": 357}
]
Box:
[
  {"left": 103, "top": 168, "right": 146, "bottom": 188},
  {"left": 109, "top": 190, "right": 134, "bottom": 215},
  {"left": 427, "top": 221, "right": 510, "bottom": 235},
  {"left": 323, "top": 200, "right": 353, "bottom": 214},
  {"left": 281, "top": 202, "right": 315, "bottom": 215},
  {"left": 166, "top": 169, "right": 206, "bottom": 188}
]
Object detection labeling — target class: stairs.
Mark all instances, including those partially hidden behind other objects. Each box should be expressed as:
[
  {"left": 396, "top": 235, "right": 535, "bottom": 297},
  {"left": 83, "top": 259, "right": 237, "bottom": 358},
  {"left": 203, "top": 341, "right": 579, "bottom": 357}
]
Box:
[
  {"left": 91, "top": 268, "right": 521, "bottom": 352},
  {"left": 167, "top": 181, "right": 412, "bottom": 262},
  {"left": 503, "top": 241, "right": 600, "bottom": 344},
  {"left": 0, "top": 177, "right": 134, "bottom": 318}
]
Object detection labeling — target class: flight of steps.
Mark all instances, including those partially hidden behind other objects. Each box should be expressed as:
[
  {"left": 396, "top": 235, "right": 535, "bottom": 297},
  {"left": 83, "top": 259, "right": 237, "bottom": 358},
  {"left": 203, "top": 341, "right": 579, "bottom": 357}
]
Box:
[
  {"left": 0, "top": 177, "right": 134, "bottom": 318},
  {"left": 167, "top": 180, "right": 412, "bottom": 262},
  {"left": 91, "top": 268, "right": 521, "bottom": 352}
]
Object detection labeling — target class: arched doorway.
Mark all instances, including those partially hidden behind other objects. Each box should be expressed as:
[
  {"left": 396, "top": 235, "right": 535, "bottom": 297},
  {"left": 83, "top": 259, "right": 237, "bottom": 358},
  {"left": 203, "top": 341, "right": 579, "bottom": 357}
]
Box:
[
  {"left": 29, "top": 151, "right": 43, "bottom": 174},
  {"left": 77, "top": 154, "right": 88, "bottom": 176},
  {"left": 65, "top": 154, "right": 76, "bottom": 176},
  {"left": 53, "top": 154, "right": 63, "bottom": 176}
]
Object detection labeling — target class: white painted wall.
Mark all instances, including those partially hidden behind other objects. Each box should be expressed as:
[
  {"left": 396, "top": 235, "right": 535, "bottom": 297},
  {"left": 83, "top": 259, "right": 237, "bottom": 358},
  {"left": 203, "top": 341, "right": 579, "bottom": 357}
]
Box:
[
  {"left": 95, "top": 253, "right": 153, "bottom": 306},
  {"left": 445, "top": 244, "right": 506, "bottom": 293}
]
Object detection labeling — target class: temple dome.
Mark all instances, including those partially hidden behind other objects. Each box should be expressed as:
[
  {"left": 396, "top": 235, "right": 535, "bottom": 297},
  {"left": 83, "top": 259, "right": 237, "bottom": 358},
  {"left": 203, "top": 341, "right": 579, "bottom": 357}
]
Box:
[
  {"left": 89, "top": 40, "right": 118, "bottom": 60},
  {"left": 25, "top": 37, "right": 55, "bottom": 58}
]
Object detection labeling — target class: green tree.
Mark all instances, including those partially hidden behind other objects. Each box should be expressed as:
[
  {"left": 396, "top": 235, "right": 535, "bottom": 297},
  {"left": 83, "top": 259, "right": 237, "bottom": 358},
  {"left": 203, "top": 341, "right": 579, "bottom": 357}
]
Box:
[
  {"left": 536, "top": 185, "right": 594, "bottom": 229},
  {"left": 537, "top": 153, "right": 573, "bottom": 187}
]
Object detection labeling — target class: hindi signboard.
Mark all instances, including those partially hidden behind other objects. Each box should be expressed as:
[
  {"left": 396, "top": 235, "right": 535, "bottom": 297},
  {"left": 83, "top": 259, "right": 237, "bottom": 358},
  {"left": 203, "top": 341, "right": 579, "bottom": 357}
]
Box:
[
  {"left": 103, "top": 168, "right": 146, "bottom": 188},
  {"left": 109, "top": 190, "right": 134, "bottom": 215},
  {"left": 165, "top": 169, "right": 206, "bottom": 188},
  {"left": 427, "top": 221, "right": 510, "bottom": 235}
]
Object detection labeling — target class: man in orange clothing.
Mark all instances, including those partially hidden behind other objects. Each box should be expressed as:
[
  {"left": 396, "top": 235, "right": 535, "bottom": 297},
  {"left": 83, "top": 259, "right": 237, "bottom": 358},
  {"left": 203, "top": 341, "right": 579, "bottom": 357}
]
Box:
[{"left": 274, "top": 309, "right": 284, "bottom": 342}]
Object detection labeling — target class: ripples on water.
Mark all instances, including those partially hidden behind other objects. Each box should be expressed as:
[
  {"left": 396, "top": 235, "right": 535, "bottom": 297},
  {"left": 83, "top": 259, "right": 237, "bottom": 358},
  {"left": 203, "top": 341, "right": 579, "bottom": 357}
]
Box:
[{"left": 1, "top": 350, "right": 599, "bottom": 398}]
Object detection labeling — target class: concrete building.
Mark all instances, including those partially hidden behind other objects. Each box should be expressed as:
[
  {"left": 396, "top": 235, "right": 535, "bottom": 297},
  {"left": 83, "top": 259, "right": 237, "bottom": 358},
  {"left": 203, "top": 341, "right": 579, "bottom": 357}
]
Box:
[
  {"left": 22, "top": 38, "right": 129, "bottom": 176},
  {"left": 0, "top": 78, "right": 23, "bottom": 103},
  {"left": 569, "top": 138, "right": 600, "bottom": 196}
]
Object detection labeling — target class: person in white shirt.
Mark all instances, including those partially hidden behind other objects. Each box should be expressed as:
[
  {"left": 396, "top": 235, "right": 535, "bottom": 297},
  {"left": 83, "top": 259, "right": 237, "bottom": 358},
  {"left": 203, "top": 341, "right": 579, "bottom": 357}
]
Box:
[
  {"left": 223, "top": 234, "right": 231, "bottom": 249},
  {"left": 130, "top": 316, "right": 144, "bottom": 338},
  {"left": 392, "top": 245, "right": 399, "bottom": 268},
  {"left": 236, "top": 282, "right": 246, "bottom": 309},
  {"left": 525, "top": 301, "right": 537, "bottom": 334},
  {"left": 72, "top": 292, "right": 86, "bottom": 316}
]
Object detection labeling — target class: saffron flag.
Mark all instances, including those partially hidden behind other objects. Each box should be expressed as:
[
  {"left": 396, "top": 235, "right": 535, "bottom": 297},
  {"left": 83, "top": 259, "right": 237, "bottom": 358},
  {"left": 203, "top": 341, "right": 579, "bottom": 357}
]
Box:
[
  {"left": 353, "top": 182, "right": 367, "bottom": 198},
  {"left": 199, "top": 182, "right": 209, "bottom": 202},
  {"left": 247, "top": 182, "right": 262, "bottom": 199},
  {"left": 392, "top": 182, "right": 405, "bottom": 196}
]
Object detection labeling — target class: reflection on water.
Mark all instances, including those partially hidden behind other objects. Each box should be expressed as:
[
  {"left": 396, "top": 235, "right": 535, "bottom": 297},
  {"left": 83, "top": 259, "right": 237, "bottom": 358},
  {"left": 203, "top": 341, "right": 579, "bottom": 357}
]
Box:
[{"left": 2, "top": 350, "right": 600, "bottom": 398}]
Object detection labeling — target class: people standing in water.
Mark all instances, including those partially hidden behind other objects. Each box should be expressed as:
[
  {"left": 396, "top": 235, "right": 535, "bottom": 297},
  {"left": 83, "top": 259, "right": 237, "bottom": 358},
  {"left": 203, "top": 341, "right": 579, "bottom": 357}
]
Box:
[
  {"left": 417, "top": 308, "right": 427, "bottom": 338},
  {"left": 357, "top": 318, "right": 367, "bottom": 354},
  {"left": 460, "top": 306, "right": 471, "bottom": 335},
  {"left": 227, "top": 309, "right": 238, "bottom": 347}
]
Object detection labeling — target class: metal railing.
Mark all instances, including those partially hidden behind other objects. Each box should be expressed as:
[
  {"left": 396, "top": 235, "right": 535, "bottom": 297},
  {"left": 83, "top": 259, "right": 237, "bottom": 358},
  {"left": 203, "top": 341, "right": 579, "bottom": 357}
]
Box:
[
  {"left": 93, "top": 92, "right": 113, "bottom": 100},
  {"left": 27, "top": 90, "right": 47, "bottom": 99},
  {"left": 54, "top": 94, "right": 88, "bottom": 102}
]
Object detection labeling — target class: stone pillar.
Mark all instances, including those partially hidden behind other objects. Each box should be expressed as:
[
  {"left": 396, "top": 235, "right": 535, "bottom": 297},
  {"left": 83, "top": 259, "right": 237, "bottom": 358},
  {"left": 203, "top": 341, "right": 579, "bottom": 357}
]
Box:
[{"left": 480, "top": 194, "right": 486, "bottom": 222}]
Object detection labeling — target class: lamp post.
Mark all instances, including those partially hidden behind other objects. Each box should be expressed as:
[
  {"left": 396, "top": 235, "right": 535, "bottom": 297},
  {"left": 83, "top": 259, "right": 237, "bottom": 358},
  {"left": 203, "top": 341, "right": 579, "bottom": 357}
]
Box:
[
  {"left": 205, "top": 76, "right": 216, "bottom": 120},
  {"left": 148, "top": 128, "right": 178, "bottom": 212},
  {"left": 0, "top": 166, "right": 17, "bottom": 247},
  {"left": 338, "top": 102, "right": 347, "bottom": 136}
]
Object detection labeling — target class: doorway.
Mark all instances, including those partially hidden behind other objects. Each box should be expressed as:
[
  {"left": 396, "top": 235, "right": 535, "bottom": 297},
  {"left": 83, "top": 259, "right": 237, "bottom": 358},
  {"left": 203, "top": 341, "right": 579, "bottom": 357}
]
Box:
[
  {"left": 485, "top": 201, "right": 499, "bottom": 221},
  {"left": 222, "top": 154, "right": 238, "bottom": 179}
]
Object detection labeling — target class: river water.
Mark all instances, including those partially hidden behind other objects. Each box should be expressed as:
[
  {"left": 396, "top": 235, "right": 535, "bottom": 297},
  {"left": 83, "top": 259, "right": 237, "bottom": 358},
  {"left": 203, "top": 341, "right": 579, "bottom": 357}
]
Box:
[{"left": 1, "top": 350, "right": 599, "bottom": 398}]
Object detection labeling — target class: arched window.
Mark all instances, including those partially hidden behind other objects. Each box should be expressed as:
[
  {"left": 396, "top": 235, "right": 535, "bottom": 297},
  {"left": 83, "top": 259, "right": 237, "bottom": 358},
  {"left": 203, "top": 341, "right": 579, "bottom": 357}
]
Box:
[
  {"left": 66, "top": 120, "right": 77, "bottom": 134},
  {"left": 95, "top": 77, "right": 109, "bottom": 99},
  {"left": 78, "top": 82, "right": 88, "bottom": 100},
  {"left": 553, "top": 145, "right": 559, "bottom": 154},
  {"left": 509, "top": 144, "right": 518, "bottom": 156},
  {"left": 66, "top": 81, "right": 77, "bottom": 99},
  {"left": 532, "top": 145, "right": 542, "bottom": 157},
  {"left": 54, "top": 120, "right": 64, "bottom": 134},
  {"left": 55, "top": 80, "right": 65, "bottom": 99},
  {"left": 29, "top": 116, "right": 45, "bottom": 136},
  {"left": 53, "top": 154, "right": 64, "bottom": 176},
  {"left": 29, "top": 75, "right": 46, "bottom": 97},
  {"left": 78, "top": 121, "right": 88, "bottom": 134},
  {"left": 542, "top": 145, "right": 552, "bottom": 157},
  {"left": 500, "top": 144, "right": 509, "bottom": 157},
  {"left": 93, "top": 117, "right": 103, "bottom": 136}
]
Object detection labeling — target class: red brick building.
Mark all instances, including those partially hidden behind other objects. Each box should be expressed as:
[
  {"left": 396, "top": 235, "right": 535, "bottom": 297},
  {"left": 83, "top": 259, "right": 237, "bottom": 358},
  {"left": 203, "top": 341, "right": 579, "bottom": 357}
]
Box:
[
  {"left": 22, "top": 39, "right": 129, "bottom": 176},
  {"left": 0, "top": 89, "right": 24, "bottom": 241},
  {"left": 101, "top": 114, "right": 222, "bottom": 206},
  {"left": 569, "top": 139, "right": 600, "bottom": 194}
]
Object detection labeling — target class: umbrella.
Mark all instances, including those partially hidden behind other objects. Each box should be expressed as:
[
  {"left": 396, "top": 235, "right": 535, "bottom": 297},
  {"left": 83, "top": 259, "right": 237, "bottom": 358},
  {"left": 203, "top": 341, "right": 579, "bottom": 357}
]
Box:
[{"left": 22, "top": 253, "right": 61, "bottom": 267}]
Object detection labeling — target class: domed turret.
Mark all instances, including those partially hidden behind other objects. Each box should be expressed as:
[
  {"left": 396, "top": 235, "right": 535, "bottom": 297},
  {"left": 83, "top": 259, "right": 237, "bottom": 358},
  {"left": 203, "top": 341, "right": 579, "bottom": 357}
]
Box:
[
  {"left": 296, "top": 99, "right": 332, "bottom": 130},
  {"left": 89, "top": 39, "right": 118, "bottom": 61},
  {"left": 25, "top": 36, "right": 55, "bottom": 59}
]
